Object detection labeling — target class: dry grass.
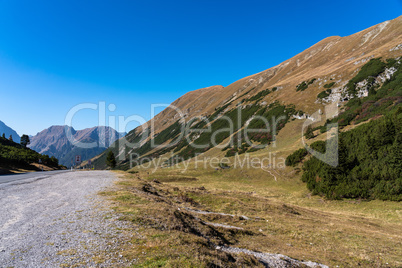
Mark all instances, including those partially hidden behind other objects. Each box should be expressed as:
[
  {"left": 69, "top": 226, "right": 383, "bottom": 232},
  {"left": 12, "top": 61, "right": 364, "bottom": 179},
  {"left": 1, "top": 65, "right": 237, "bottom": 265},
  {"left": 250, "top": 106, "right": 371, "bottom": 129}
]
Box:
[
  {"left": 101, "top": 171, "right": 265, "bottom": 267},
  {"left": 102, "top": 166, "right": 401, "bottom": 267}
]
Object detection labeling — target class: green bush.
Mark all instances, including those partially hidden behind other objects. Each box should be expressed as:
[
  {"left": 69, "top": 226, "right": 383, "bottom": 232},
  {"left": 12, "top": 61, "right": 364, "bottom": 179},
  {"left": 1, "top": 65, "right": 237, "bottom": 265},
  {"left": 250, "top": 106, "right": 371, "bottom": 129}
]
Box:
[
  {"left": 324, "top": 82, "right": 335, "bottom": 88},
  {"left": 285, "top": 148, "right": 308, "bottom": 167},
  {"left": 304, "top": 125, "right": 315, "bottom": 139},
  {"left": 301, "top": 111, "right": 402, "bottom": 201},
  {"left": 244, "top": 88, "right": 272, "bottom": 102},
  {"left": 296, "top": 78, "right": 316, "bottom": 92},
  {"left": 317, "top": 89, "right": 332, "bottom": 99}
]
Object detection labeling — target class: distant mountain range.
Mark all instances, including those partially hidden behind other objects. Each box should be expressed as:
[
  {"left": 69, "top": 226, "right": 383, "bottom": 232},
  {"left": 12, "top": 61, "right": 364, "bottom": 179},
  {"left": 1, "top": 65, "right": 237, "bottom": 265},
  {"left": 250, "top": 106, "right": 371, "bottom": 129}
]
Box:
[
  {"left": 29, "top": 125, "right": 124, "bottom": 166},
  {"left": 0, "top": 120, "right": 21, "bottom": 143}
]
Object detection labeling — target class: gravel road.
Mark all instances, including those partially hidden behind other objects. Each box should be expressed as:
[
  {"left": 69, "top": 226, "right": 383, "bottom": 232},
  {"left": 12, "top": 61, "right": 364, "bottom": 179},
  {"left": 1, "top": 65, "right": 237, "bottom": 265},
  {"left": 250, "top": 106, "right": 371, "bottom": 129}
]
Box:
[
  {"left": 0, "top": 170, "right": 135, "bottom": 267},
  {"left": 0, "top": 170, "right": 70, "bottom": 185}
]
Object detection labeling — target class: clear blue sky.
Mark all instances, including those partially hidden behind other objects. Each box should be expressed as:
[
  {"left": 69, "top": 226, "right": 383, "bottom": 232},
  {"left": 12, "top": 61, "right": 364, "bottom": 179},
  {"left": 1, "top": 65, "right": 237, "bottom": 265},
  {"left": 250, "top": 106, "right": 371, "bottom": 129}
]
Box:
[{"left": 0, "top": 0, "right": 401, "bottom": 136}]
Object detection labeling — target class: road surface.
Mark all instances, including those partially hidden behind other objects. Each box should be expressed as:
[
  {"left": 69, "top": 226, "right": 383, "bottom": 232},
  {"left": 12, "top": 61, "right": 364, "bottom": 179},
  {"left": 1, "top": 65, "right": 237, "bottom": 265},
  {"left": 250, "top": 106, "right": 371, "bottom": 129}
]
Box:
[
  {"left": 0, "top": 170, "right": 70, "bottom": 185},
  {"left": 0, "top": 170, "right": 135, "bottom": 267}
]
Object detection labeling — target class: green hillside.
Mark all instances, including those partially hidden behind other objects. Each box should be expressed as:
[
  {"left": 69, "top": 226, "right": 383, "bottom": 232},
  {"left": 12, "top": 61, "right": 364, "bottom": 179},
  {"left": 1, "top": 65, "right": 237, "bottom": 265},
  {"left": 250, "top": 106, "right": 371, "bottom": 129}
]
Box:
[{"left": 0, "top": 136, "right": 62, "bottom": 173}]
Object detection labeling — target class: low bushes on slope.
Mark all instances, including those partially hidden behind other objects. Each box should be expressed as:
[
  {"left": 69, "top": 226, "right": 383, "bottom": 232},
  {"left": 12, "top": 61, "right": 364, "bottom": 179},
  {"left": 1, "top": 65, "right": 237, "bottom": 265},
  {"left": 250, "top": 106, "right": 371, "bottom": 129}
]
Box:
[
  {"left": 301, "top": 112, "right": 401, "bottom": 201},
  {"left": 287, "top": 57, "right": 402, "bottom": 201},
  {"left": 285, "top": 148, "right": 308, "bottom": 167},
  {"left": 345, "top": 58, "right": 387, "bottom": 97},
  {"left": 174, "top": 102, "right": 298, "bottom": 162},
  {"left": 0, "top": 137, "right": 60, "bottom": 168},
  {"left": 319, "top": 57, "right": 401, "bottom": 129},
  {"left": 296, "top": 78, "right": 316, "bottom": 92},
  {"left": 317, "top": 89, "right": 332, "bottom": 99}
]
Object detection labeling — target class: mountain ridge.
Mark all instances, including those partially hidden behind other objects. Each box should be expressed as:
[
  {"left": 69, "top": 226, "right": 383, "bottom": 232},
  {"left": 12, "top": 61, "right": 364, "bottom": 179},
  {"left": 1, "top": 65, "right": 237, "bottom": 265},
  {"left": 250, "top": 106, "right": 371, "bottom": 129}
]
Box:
[
  {"left": 29, "top": 125, "right": 124, "bottom": 166},
  {"left": 149, "top": 16, "right": 402, "bottom": 131}
]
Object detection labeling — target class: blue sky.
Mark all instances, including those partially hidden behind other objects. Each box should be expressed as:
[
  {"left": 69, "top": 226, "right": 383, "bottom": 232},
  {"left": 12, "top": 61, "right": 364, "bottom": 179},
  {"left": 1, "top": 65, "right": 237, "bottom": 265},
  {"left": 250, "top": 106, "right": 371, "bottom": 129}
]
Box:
[{"left": 0, "top": 0, "right": 401, "bottom": 136}]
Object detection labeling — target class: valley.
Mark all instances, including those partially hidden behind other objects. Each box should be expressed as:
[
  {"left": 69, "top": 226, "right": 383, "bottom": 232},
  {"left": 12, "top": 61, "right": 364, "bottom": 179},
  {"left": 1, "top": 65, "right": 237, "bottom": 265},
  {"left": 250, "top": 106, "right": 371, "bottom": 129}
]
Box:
[{"left": 0, "top": 9, "right": 401, "bottom": 268}]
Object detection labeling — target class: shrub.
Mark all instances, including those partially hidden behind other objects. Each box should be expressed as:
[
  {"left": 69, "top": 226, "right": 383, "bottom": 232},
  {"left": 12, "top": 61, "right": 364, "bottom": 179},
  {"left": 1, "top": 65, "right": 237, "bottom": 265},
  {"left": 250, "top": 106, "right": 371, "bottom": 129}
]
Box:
[
  {"left": 244, "top": 88, "right": 272, "bottom": 102},
  {"left": 285, "top": 148, "right": 308, "bottom": 167},
  {"left": 296, "top": 78, "right": 316, "bottom": 92},
  {"left": 324, "top": 82, "right": 335, "bottom": 88},
  {"left": 317, "top": 89, "right": 332, "bottom": 99},
  {"left": 304, "top": 125, "right": 315, "bottom": 139}
]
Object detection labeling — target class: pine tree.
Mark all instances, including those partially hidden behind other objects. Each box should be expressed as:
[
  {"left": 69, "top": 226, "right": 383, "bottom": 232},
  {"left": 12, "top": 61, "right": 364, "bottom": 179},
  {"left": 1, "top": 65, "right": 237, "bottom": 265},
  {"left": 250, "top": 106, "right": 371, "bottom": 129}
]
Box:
[
  {"left": 20, "top": 134, "right": 30, "bottom": 147},
  {"left": 305, "top": 125, "right": 315, "bottom": 139},
  {"left": 106, "top": 151, "right": 116, "bottom": 169}
]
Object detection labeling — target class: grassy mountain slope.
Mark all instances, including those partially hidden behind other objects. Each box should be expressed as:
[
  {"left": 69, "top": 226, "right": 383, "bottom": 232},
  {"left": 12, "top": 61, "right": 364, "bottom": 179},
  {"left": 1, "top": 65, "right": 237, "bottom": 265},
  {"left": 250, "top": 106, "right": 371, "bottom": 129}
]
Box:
[{"left": 93, "top": 16, "right": 402, "bottom": 171}]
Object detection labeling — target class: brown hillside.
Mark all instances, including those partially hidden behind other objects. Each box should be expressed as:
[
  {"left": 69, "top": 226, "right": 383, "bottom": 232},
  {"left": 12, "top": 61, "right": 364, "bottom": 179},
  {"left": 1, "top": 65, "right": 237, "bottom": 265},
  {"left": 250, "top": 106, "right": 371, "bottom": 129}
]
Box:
[{"left": 139, "top": 16, "right": 402, "bottom": 135}]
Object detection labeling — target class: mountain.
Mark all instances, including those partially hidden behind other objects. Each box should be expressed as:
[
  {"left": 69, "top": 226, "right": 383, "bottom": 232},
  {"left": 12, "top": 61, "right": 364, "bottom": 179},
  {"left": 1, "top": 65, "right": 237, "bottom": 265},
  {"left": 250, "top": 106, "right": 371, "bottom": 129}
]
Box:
[
  {"left": 29, "top": 125, "right": 124, "bottom": 166},
  {"left": 0, "top": 120, "right": 21, "bottom": 143},
  {"left": 92, "top": 16, "right": 402, "bottom": 176}
]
